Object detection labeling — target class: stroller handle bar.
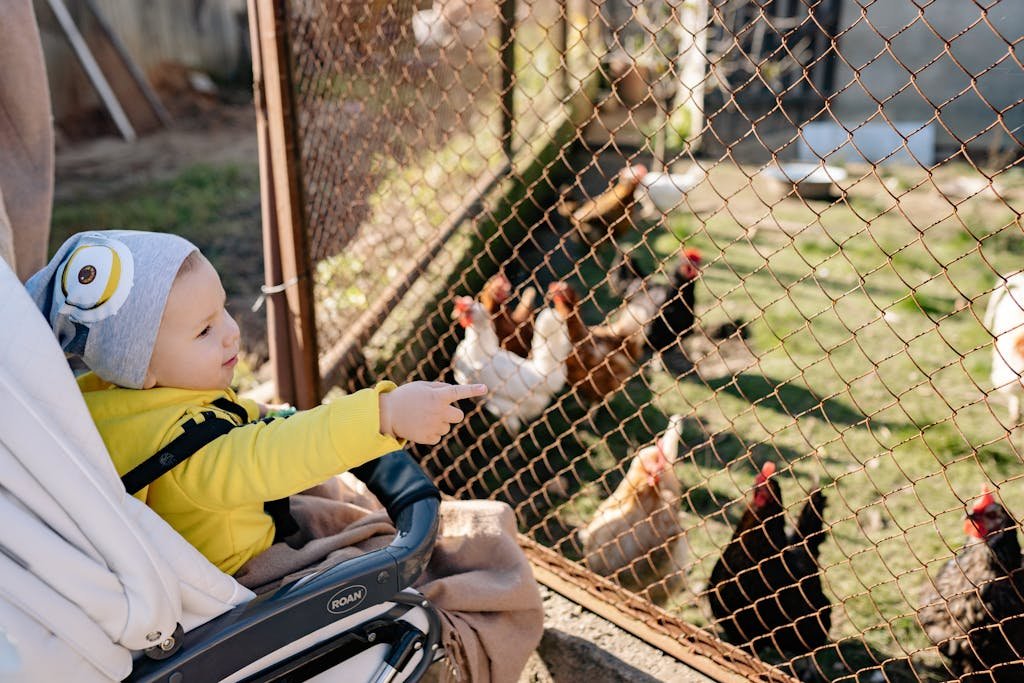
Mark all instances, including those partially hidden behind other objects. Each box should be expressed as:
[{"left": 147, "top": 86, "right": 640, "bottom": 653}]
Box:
[{"left": 127, "top": 450, "right": 441, "bottom": 683}]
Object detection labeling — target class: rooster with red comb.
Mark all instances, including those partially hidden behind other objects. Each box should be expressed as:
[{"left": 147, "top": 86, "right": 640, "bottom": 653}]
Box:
[
  {"left": 917, "top": 485, "right": 1024, "bottom": 681},
  {"left": 706, "top": 460, "right": 831, "bottom": 658}
]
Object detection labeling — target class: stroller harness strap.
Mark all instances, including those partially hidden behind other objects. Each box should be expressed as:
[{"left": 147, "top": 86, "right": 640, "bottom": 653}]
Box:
[{"left": 119, "top": 399, "right": 300, "bottom": 543}]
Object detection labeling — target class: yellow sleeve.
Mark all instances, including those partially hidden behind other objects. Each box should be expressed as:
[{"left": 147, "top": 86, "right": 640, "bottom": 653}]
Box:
[{"left": 171, "top": 382, "right": 402, "bottom": 509}]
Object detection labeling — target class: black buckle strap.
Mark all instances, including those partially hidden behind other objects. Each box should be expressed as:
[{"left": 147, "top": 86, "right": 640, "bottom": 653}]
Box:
[
  {"left": 266, "top": 498, "right": 300, "bottom": 543},
  {"left": 121, "top": 412, "right": 235, "bottom": 495},
  {"left": 120, "top": 400, "right": 302, "bottom": 542},
  {"left": 211, "top": 397, "right": 251, "bottom": 423}
]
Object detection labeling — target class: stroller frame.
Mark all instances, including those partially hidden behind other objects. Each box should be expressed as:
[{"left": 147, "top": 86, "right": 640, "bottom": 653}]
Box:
[{"left": 127, "top": 450, "right": 444, "bottom": 683}]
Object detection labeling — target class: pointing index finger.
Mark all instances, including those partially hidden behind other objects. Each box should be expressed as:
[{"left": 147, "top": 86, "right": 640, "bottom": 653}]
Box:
[{"left": 442, "top": 383, "right": 488, "bottom": 402}]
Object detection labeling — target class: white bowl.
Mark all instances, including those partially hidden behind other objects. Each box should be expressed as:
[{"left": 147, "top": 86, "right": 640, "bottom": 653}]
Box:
[
  {"left": 635, "top": 169, "right": 705, "bottom": 213},
  {"left": 764, "top": 162, "right": 847, "bottom": 200}
]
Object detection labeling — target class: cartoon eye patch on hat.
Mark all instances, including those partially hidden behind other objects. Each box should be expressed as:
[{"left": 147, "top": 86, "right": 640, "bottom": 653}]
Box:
[{"left": 54, "top": 235, "right": 135, "bottom": 324}]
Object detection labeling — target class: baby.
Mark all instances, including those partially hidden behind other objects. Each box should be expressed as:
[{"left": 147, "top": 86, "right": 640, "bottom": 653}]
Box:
[{"left": 27, "top": 230, "right": 486, "bottom": 575}]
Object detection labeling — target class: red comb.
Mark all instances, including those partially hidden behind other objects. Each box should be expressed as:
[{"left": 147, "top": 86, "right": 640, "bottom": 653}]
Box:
[
  {"left": 755, "top": 461, "right": 776, "bottom": 484},
  {"left": 973, "top": 484, "right": 996, "bottom": 514},
  {"left": 548, "top": 281, "right": 575, "bottom": 302},
  {"left": 454, "top": 296, "right": 474, "bottom": 312},
  {"left": 683, "top": 247, "right": 702, "bottom": 264}
]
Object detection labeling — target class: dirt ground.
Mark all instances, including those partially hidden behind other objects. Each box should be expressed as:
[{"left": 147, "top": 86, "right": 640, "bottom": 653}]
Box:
[
  {"left": 522, "top": 586, "right": 715, "bottom": 682},
  {"left": 54, "top": 104, "right": 258, "bottom": 202}
]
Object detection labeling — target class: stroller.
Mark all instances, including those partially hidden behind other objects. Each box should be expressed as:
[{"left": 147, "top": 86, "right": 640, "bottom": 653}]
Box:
[{"left": 0, "top": 259, "right": 442, "bottom": 682}]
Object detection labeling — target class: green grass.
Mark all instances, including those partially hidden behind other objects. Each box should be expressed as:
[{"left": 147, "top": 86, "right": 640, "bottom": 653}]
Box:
[
  {"left": 634, "top": 188, "right": 1024, "bottom": 679},
  {"left": 50, "top": 164, "right": 262, "bottom": 292}
]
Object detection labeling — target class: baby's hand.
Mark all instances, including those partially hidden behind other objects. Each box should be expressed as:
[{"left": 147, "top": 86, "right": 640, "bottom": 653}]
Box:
[{"left": 379, "top": 381, "right": 487, "bottom": 444}]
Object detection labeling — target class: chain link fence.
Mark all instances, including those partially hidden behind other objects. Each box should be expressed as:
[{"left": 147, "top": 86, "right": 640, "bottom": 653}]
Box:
[{"left": 254, "top": 0, "right": 1024, "bottom": 679}]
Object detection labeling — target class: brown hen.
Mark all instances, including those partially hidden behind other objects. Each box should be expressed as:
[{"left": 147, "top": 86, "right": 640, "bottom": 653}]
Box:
[
  {"left": 478, "top": 272, "right": 536, "bottom": 358},
  {"left": 548, "top": 281, "right": 640, "bottom": 402},
  {"left": 557, "top": 165, "right": 648, "bottom": 245}
]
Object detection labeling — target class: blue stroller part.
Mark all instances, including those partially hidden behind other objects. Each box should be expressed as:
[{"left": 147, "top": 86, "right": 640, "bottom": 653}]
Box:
[{"left": 0, "top": 258, "right": 444, "bottom": 682}]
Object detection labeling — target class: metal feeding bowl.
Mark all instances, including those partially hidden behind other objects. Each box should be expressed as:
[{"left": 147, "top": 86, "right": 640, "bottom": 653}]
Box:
[
  {"left": 763, "top": 162, "right": 848, "bottom": 200},
  {"left": 635, "top": 168, "right": 705, "bottom": 214}
]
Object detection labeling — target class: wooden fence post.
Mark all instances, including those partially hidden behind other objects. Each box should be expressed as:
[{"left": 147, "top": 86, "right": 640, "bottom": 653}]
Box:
[{"left": 251, "top": 0, "right": 321, "bottom": 408}]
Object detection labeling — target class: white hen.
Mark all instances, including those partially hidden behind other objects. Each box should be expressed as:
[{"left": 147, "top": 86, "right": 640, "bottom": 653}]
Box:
[
  {"left": 984, "top": 271, "right": 1024, "bottom": 424},
  {"left": 452, "top": 296, "right": 572, "bottom": 433}
]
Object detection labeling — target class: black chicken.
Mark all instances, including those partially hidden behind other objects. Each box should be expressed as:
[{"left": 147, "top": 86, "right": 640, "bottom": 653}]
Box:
[
  {"left": 917, "top": 487, "right": 1024, "bottom": 682},
  {"left": 592, "top": 247, "right": 703, "bottom": 356},
  {"left": 706, "top": 461, "right": 832, "bottom": 656},
  {"left": 646, "top": 247, "right": 701, "bottom": 354}
]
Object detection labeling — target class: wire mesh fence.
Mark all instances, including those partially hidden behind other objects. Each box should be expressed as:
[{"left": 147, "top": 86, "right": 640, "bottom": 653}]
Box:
[{"left": 257, "top": 0, "right": 1024, "bottom": 679}]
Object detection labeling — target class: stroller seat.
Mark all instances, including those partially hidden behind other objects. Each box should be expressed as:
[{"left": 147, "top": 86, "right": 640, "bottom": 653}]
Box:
[{"left": 0, "top": 259, "right": 442, "bottom": 683}]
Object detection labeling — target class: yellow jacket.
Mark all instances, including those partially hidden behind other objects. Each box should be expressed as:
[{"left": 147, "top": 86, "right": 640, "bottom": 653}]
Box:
[{"left": 79, "top": 373, "right": 403, "bottom": 575}]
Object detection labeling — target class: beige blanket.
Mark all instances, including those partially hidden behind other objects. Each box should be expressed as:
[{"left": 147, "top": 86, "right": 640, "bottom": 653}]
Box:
[{"left": 235, "top": 475, "right": 543, "bottom": 683}]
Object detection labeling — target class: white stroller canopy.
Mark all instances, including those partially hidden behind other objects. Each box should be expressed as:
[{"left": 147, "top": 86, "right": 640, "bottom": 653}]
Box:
[{"left": 0, "top": 260, "right": 252, "bottom": 682}]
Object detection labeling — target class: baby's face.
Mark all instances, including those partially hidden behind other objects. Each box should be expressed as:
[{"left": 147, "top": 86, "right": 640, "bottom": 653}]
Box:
[{"left": 144, "top": 255, "right": 240, "bottom": 391}]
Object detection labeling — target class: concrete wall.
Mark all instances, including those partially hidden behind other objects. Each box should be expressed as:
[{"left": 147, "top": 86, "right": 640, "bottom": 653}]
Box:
[
  {"left": 830, "top": 0, "right": 1023, "bottom": 156},
  {"left": 34, "top": 0, "right": 247, "bottom": 124}
]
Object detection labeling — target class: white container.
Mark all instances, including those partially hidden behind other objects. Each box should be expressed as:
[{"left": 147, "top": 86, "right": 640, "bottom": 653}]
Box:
[
  {"left": 763, "top": 162, "right": 848, "bottom": 200},
  {"left": 635, "top": 168, "right": 705, "bottom": 214}
]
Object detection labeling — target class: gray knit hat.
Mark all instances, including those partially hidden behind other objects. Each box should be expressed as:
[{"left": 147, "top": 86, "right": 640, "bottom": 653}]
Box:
[{"left": 26, "top": 230, "right": 198, "bottom": 388}]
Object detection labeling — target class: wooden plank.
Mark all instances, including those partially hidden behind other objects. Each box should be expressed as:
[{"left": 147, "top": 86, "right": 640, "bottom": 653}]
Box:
[
  {"left": 248, "top": 0, "right": 293, "bottom": 404},
  {"left": 81, "top": 0, "right": 172, "bottom": 131},
  {"left": 255, "top": 0, "right": 321, "bottom": 408},
  {"left": 46, "top": 0, "right": 136, "bottom": 142}
]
